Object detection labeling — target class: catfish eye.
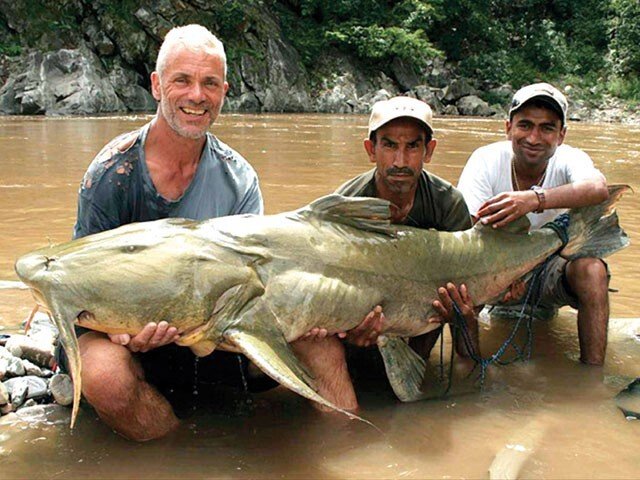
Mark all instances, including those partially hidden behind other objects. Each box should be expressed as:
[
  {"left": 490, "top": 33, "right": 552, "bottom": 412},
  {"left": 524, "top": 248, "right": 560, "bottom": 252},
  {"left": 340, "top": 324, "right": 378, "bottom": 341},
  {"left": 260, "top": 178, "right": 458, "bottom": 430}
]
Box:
[{"left": 123, "top": 245, "right": 139, "bottom": 253}]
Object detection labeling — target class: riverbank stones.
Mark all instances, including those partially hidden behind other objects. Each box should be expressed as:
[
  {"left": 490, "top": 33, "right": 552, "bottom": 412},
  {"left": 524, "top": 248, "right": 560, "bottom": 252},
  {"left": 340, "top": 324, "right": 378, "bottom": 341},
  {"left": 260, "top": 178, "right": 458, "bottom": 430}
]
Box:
[
  {"left": 0, "top": 382, "right": 8, "bottom": 405},
  {"left": 50, "top": 374, "right": 73, "bottom": 406}
]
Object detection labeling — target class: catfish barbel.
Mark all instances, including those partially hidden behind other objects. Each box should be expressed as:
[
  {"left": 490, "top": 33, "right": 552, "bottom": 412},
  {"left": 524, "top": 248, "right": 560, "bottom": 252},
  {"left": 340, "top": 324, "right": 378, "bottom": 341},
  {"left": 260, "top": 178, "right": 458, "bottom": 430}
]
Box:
[{"left": 14, "top": 186, "right": 630, "bottom": 428}]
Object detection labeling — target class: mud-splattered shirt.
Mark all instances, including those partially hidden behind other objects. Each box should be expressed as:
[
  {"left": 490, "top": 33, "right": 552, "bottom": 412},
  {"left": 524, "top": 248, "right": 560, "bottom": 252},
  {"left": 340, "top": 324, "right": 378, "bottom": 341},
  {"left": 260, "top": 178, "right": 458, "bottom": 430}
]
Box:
[
  {"left": 73, "top": 122, "right": 263, "bottom": 239},
  {"left": 335, "top": 168, "right": 472, "bottom": 231}
]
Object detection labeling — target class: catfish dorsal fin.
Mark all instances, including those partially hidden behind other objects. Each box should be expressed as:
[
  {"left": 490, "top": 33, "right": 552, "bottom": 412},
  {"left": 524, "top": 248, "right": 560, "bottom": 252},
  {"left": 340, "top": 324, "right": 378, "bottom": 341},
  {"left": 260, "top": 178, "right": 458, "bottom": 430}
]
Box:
[
  {"left": 474, "top": 215, "right": 531, "bottom": 234},
  {"left": 295, "top": 194, "right": 395, "bottom": 236}
]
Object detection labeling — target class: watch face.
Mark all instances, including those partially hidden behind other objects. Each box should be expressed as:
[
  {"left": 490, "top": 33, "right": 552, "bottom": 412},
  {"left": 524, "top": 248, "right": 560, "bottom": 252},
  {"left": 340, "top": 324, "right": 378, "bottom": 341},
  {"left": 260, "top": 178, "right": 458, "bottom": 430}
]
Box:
[{"left": 531, "top": 185, "right": 542, "bottom": 191}]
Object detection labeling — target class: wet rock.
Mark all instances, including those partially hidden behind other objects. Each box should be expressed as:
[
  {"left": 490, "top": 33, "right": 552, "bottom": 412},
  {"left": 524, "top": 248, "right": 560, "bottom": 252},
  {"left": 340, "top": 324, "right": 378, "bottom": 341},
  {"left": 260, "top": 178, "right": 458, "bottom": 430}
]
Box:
[
  {"left": 8, "top": 403, "right": 70, "bottom": 426},
  {"left": 407, "top": 85, "right": 444, "bottom": 114},
  {"left": 4, "top": 376, "right": 49, "bottom": 402},
  {"left": 0, "top": 354, "right": 25, "bottom": 379},
  {"left": 21, "top": 359, "right": 44, "bottom": 377},
  {"left": 0, "top": 381, "right": 8, "bottom": 405},
  {"left": 315, "top": 72, "right": 359, "bottom": 114},
  {"left": 4, "top": 334, "right": 55, "bottom": 368},
  {"left": 50, "top": 374, "right": 73, "bottom": 406},
  {"left": 7, "top": 380, "right": 27, "bottom": 407},
  {"left": 19, "top": 399, "right": 37, "bottom": 410},
  {"left": 456, "top": 95, "right": 494, "bottom": 116},
  {"left": 108, "top": 61, "right": 156, "bottom": 112},
  {"left": 83, "top": 18, "right": 116, "bottom": 57},
  {"left": 261, "top": 37, "right": 311, "bottom": 112},
  {"left": 391, "top": 57, "right": 421, "bottom": 91},
  {"left": 442, "top": 105, "right": 460, "bottom": 116},
  {"left": 134, "top": 6, "right": 173, "bottom": 42},
  {"left": 443, "top": 78, "right": 476, "bottom": 103},
  {"left": 0, "top": 46, "right": 126, "bottom": 115}
]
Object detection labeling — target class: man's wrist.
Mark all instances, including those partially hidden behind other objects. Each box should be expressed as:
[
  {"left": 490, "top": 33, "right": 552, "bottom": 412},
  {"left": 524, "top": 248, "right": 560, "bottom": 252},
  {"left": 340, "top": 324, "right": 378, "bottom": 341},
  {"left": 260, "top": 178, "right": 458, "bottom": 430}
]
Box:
[{"left": 531, "top": 187, "right": 546, "bottom": 213}]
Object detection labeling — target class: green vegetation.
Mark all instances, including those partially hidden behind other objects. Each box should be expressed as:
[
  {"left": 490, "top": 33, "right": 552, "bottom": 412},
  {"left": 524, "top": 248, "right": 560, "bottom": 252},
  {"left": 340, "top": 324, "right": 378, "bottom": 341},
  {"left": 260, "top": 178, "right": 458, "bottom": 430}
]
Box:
[
  {"left": 0, "top": 0, "right": 638, "bottom": 102},
  {"left": 277, "top": 0, "right": 640, "bottom": 102}
]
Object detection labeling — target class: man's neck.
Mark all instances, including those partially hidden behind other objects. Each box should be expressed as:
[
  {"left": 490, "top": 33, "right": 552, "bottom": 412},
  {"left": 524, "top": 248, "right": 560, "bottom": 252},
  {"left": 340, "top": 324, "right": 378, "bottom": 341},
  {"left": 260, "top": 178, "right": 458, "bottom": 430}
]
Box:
[
  {"left": 374, "top": 178, "right": 417, "bottom": 224},
  {"left": 146, "top": 116, "right": 207, "bottom": 169},
  {"left": 144, "top": 116, "right": 208, "bottom": 200},
  {"left": 513, "top": 157, "right": 549, "bottom": 190}
]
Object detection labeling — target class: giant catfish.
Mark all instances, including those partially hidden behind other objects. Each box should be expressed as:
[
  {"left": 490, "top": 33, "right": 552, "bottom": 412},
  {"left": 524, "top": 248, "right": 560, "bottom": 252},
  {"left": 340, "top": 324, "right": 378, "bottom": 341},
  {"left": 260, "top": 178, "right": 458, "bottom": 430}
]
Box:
[{"left": 14, "top": 186, "right": 630, "bottom": 427}]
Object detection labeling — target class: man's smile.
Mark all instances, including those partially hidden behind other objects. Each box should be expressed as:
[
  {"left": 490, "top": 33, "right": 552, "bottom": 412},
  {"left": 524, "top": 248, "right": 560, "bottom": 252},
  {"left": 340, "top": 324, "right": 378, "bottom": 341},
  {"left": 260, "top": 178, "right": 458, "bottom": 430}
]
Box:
[{"left": 180, "top": 106, "right": 208, "bottom": 116}]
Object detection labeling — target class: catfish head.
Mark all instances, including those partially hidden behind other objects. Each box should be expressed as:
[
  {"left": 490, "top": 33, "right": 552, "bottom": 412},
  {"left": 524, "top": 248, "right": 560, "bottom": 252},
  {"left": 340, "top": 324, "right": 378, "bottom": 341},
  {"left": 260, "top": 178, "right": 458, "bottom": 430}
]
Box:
[
  {"left": 15, "top": 218, "right": 257, "bottom": 335},
  {"left": 14, "top": 217, "right": 264, "bottom": 427}
]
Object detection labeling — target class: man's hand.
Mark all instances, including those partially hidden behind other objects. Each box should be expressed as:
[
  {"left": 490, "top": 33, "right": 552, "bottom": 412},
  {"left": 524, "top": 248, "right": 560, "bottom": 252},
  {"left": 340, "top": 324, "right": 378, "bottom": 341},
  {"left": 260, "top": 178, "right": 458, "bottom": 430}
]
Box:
[
  {"left": 343, "top": 305, "right": 385, "bottom": 347},
  {"left": 501, "top": 278, "right": 526, "bottom": 303},
  {"left": 108, "top": 321, "right": 180, "bottom": 353},
  {"left": 476, "top": 191, "right": 539, "bottom": 228},
  {"left": 431, "top": 283, "right": 480, "bottom": 358},
  {"left": 431, "top": 283, "right": 475, "bottom": 325},
  {"left": 300, "top": 305, "right": 385, "bottom": 347}
]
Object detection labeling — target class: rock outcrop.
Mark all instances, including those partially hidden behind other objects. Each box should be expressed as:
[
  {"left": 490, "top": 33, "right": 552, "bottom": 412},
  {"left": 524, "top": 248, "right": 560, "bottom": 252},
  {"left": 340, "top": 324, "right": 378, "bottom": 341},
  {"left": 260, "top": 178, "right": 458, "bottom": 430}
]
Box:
[{"left": 0, "top": 0, "right": 505, "bottom": 117}]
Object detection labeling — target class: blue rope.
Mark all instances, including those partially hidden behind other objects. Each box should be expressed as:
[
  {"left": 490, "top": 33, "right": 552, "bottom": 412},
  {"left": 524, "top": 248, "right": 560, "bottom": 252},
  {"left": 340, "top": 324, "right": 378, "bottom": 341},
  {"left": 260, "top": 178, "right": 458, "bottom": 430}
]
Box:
[
  {"left": 442, "top": 255, "right": 555, "bottom": 391},
  {"left": 437, "top": 212, "right": 572, "bottom": 393}
]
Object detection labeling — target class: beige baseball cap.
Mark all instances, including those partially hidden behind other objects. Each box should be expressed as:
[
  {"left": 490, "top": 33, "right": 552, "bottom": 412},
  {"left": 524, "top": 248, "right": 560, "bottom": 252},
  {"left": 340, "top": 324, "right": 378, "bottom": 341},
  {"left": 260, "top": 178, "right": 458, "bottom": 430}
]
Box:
[
  {"left": 509, "top": 82, "right": 568, "bottom": 125},
  {"left": 367, "top": 96, "right": 434, "bottom": 137}
]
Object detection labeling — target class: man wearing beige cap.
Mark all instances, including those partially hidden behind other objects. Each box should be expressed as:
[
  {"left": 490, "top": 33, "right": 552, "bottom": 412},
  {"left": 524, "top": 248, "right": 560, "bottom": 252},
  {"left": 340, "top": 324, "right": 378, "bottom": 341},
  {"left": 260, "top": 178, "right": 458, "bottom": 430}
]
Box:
[
  {"left": 332, "top": 96, "right": 476, "bottom": 361},
  {"left": 457, "top": 82, "right": 610, "bottom": 365}
]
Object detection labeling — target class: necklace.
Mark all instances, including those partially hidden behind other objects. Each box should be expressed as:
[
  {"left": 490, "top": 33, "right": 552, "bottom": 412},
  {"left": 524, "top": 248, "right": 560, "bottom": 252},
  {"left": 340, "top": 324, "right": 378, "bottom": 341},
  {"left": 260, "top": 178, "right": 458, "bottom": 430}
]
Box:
[{"left": 511, "top": 157, "right": 546, "bottom": 191}]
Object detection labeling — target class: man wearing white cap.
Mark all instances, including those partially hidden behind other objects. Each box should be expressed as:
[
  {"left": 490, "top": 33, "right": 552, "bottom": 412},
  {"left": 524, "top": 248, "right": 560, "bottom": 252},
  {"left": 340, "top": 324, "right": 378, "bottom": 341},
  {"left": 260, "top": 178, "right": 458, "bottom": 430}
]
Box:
[
  {"left": 457, "top": 82, "right": 610, "bottom": 365},
  {"left": 333, "top": 96, "right": 477, "bottom": 361}
]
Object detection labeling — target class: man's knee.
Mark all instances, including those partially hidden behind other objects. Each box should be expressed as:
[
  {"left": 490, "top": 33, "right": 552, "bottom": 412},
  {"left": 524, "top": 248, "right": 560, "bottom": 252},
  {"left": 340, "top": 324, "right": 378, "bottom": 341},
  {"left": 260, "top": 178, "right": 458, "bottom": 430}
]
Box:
[
  {"left": 79, "top": 333, "right": 143, "bottom": 409},
  {"left": 566, "top": 258, "right": 608, "bottom": 296},
  {"left": 292, "top": 335, "right": 346, "bottom": 366}
]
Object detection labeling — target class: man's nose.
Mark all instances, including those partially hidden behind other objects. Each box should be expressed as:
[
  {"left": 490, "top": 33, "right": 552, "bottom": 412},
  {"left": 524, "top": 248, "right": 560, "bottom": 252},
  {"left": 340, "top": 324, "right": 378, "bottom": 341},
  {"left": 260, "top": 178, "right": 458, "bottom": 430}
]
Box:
[
  {"left": 526, "top": 127, "right": 541, "bottom": 143},
  {"left": 187, "top": 82, "right": 205, "bottom": 103},
  {"left": 392, "top": 148, "right": 408, "bottom": 166}
]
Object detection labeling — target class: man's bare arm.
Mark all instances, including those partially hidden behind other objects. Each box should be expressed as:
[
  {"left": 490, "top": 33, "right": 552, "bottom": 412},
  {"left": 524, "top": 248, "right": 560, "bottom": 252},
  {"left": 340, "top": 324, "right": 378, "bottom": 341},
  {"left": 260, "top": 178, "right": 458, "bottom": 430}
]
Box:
[{"left": 476, "top": 176, "right": 608, "bottom": 228}]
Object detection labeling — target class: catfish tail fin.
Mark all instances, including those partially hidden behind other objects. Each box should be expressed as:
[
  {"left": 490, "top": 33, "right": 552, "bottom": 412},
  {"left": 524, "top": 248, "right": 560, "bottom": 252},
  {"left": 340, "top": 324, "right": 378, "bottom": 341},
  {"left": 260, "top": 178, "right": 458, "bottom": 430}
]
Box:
[{"left": 554, "top": 184, "right": 631, "bottom": 260}]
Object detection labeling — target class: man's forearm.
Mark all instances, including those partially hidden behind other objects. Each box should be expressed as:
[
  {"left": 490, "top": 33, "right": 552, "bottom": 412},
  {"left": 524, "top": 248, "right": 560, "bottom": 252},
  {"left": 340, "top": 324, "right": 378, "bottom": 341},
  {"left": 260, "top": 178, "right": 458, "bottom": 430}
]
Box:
[{"left": 544, "top": 177, "right": 608, "bottom": 210}]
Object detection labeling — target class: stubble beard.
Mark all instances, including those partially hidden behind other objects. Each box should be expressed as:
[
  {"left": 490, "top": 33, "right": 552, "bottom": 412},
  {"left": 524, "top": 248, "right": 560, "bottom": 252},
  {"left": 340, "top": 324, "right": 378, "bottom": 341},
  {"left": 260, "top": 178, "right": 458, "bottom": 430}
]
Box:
[{"left": 161, "top": 100, "right": 214, "bottom": 140}]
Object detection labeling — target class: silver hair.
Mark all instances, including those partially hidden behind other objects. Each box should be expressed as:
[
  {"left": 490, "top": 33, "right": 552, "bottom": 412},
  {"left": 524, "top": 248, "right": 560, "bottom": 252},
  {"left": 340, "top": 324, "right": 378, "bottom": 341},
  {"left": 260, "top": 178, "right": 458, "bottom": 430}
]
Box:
[{"left": 156, "top": 24, "right": 227, "bottom": 79}]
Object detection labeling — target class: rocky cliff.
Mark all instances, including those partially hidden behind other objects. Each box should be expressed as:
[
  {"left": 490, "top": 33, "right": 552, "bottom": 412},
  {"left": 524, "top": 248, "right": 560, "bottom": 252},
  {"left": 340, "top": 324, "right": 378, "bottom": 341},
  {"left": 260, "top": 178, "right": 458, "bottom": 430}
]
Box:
[{"left": 0, "top": 1, "right": 636, "bottom": 123}]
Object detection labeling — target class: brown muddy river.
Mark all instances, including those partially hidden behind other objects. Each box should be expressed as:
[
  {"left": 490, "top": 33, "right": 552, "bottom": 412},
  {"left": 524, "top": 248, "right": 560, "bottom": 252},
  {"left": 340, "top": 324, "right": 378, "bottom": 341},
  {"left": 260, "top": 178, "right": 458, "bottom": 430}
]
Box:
[{"left": 0, "top": 114, "right": 639, "bottom": 479}]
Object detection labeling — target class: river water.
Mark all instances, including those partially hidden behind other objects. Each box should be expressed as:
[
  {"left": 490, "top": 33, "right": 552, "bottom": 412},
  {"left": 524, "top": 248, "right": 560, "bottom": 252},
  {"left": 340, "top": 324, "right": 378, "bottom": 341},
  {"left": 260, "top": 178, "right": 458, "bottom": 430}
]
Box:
[{"left": 0, "top": 114, "right": 639, "bottom": 479}]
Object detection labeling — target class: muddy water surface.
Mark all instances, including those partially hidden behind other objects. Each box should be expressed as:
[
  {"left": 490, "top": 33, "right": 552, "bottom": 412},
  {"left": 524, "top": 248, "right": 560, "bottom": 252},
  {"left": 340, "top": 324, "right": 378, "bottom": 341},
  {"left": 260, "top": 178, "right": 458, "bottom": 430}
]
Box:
[{"left": 0, "top": 114, "right": 639, "bottom": 479}]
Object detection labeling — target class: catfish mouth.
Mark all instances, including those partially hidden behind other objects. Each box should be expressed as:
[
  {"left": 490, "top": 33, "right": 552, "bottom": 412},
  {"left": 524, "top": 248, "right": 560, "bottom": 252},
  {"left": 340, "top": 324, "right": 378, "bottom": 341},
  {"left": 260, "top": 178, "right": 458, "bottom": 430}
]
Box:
[{"left": 29, "top": 287, "right": 51, "bottom": 313}]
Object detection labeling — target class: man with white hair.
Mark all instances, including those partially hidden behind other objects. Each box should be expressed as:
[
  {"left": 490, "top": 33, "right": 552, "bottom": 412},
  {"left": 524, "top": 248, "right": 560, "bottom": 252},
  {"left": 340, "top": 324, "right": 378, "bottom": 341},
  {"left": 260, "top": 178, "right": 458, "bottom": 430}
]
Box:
[{"left": 65, "top": 25, "right": 265, "bottom": 441}]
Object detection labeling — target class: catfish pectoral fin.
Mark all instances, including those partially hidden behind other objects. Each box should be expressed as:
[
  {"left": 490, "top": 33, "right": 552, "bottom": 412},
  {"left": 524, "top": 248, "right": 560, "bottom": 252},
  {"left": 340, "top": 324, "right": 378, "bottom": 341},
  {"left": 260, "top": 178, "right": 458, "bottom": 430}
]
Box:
[
  {"left": 377, "top": 335, "right": 428, "bottom": 402},
  {"left": 223, "top": 308, "right": 375, "bottom": 427}
]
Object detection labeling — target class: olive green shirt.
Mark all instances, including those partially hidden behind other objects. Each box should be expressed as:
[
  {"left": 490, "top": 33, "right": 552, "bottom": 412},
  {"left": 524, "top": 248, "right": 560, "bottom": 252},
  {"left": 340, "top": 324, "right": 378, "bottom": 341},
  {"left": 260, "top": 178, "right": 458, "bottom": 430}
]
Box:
[{"left": 335, "top": 168, "right": 472, "bottom": 231}]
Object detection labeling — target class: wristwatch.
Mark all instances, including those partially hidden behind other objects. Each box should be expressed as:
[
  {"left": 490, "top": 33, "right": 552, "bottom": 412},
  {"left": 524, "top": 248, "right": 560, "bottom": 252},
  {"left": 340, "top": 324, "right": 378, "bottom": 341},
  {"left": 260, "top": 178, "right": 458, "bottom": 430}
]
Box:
[{"left": 531, "top": 186, "right": 546, "bottom": 213}]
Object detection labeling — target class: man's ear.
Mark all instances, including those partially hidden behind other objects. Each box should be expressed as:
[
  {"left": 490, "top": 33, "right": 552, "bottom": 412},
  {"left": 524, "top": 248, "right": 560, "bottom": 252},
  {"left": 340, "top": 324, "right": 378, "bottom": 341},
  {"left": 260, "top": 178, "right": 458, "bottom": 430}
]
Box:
[
  {"left": 364, "top": 138, "right": 376, "bottom": 164},
  {"left": 505, "top": 119, "right": 513, "bottom": 140},
  {"left": 423, "top": 139, "right": 437, "bottom": 165},
  {"left": 557, "top": 125, "right": 567, "bottom": 146},
  {"left": 150, "top": 71, "right": 161, "bottom": 101}
]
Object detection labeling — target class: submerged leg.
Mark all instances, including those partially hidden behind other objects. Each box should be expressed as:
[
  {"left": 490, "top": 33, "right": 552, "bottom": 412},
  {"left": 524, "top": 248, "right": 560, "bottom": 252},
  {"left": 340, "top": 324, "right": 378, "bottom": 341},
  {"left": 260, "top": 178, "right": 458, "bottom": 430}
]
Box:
[
  {"left": 566, "top": 257, "right": 609, "bottom": 365},
  {"left": 79, "top": 332, "right": 179, "bottom": 441},
  {"left": 290, "top": 335, "right": 358, "bottom": 412}
]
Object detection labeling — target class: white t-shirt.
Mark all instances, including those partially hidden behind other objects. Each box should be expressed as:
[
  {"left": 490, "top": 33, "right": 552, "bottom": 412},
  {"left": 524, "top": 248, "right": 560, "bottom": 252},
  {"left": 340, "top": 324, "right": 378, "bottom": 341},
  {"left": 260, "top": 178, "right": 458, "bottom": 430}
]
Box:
[{"left": 457, "top": 141, "right": 603, "bottom": 229}]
